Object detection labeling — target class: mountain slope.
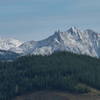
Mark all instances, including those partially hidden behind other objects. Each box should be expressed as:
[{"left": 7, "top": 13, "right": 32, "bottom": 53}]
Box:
[
  {"left": 0, "top": 37, "right": 22, "bottom": 50},
  {"left": 0, "top": 37, "right": 22, "bottom": 60},
  {"left": 12, "top": 27, "right": 100, "bottom": 58}
]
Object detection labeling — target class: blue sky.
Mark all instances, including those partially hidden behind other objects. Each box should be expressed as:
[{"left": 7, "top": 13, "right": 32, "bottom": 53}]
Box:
[{"left": 0, "top": 0, "right": 100, "bottom": 41}]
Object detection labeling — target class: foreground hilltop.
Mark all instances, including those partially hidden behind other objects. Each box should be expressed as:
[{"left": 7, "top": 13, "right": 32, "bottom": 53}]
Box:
[
  {"left": 1, "top": 51, "right": 100, "bottom": 100},
  {"left": 14, "top": 90, "right": 100, "bottom": 100}
]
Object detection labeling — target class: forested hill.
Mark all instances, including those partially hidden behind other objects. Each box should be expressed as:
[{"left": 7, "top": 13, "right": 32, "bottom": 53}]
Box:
[{"left": 0, "top": 52, "right": 100, "bottom": 100}]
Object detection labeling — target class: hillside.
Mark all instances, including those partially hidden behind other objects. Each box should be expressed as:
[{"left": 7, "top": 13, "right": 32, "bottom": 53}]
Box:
[
  {"left": 0, "top": 51, "right": 100, "bottom": 100},
  {"left": 14, "top": 90, "right": 100, "bottom": 100}
]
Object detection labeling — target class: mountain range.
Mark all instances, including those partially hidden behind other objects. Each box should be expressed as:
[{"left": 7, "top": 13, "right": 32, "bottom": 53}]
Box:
[{"left": 0, "top": 27, "right": 100, "bottom": 60}]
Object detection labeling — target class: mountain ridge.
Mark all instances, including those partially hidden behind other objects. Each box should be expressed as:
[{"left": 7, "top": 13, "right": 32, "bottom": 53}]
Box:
[
  {"left": 0, "top": 27, "right": 100, "bottom": 59},
  {"left": 0, "top": 37, "right": 22, "bottom": 50},
  {"left": 14, "top": 27, "right": 100, "bottom": 58}
]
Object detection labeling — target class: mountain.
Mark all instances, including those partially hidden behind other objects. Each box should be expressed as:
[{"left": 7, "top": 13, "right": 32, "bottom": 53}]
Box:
[
  {"left": 0, "top": 37, "right": 22, "bottom": 60},
  {"left": 10, "top": 40, "right": 38, "bottom": 54},
  {"left": 10, "top": 27, "right": 100, "bottom": 58},
  {"left": 0, "top": 27, "right": 100, "bottom": 59},
  {"left": 0, "top": 37, "right": 22, "bottom": 50}
]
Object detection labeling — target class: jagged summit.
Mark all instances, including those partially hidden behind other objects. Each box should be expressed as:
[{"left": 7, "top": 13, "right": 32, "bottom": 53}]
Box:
[
  {"left": 67, "top": 26, "right": 81, "bottom": 33},
  {"left": 68, "top": 26, "right": 78, "bottom": 32}
]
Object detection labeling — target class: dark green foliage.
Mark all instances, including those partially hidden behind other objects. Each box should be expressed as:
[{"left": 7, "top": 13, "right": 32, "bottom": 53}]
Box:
[{"left": 0, "top": 51, "right": 100, "bottom": 100}]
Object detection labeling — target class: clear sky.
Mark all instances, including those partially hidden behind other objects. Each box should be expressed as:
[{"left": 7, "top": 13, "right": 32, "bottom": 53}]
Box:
[{"left": 0, "top": 0, "right": 100, "bottom": 41}]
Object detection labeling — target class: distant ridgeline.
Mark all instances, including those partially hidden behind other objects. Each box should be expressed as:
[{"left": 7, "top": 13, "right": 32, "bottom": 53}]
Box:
[
  {"left": 0, "top": 50, "right": 20, "bottom": 61},
  {"left": 0, "top": 51, "right": 100, "bottom": 100}
]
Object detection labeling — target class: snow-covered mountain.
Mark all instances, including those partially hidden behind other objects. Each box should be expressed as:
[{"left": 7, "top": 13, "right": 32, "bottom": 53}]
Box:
[
  {"left": 10, "top": 27, "right": 100, "bottom": 58},
  {"left": 0, "top": 27, "right": 100, "bottom": 59},
  {"left": 0, "top": 37, "right": 22, "bottom": 50}
]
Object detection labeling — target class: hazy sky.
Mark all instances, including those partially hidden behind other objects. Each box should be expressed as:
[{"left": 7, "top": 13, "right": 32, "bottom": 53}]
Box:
[{"left": 0, "top": 0, "right": 100, "bottom": 41}]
